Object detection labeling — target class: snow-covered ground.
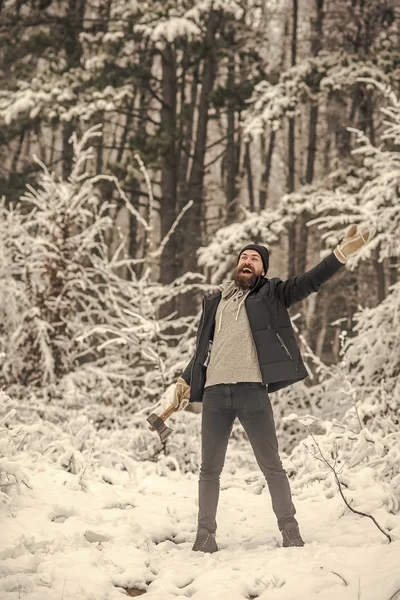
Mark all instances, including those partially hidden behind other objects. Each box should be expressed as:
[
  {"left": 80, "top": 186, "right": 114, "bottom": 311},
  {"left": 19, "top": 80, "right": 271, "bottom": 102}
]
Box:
[{"left": 2, "top": 443, "right": 400, "bottom": 600}]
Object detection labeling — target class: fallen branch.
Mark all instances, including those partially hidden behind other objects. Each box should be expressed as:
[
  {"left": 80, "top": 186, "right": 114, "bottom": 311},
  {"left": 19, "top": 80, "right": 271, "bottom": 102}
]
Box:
[
  {"left": 299, "top": 422, "right": 392, "bottom": 543},
  {"left": 331, "top": 571, "right": 348, "bottom": 586}
]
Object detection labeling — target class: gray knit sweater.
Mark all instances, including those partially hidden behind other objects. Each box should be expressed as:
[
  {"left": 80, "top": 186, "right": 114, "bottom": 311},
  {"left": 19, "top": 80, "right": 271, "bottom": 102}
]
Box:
[{"left": 204, "top": 280, "right": 263, "bottom": 387}]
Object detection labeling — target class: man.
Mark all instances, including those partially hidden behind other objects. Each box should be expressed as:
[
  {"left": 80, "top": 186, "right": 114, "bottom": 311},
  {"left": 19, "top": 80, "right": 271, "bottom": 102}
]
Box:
[{"left": 173, "top": 224, "right": 371, "bottom": 552}]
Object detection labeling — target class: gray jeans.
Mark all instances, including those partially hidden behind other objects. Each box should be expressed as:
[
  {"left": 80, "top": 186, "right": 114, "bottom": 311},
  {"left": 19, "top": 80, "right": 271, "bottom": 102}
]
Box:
[{"left": 197, "top": 382, "right": 297, "bottom": 533}]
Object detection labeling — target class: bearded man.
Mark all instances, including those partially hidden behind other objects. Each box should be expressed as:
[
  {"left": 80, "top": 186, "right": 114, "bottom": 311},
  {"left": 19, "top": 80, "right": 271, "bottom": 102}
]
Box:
[{"left": 173, "top": 224, "right": 370, "bottom": 552}]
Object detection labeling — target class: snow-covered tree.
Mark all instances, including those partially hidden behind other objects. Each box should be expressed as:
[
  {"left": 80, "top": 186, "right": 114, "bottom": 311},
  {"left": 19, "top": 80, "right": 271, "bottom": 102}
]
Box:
[{"left": 0, "top": 126, "right": 212, "bottom": 407}]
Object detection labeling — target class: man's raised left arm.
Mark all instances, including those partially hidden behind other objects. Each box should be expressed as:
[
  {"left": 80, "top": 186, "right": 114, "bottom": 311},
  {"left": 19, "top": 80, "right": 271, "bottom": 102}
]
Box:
[{"left": 273, "top": 224, "right": 371, "bottom": 309}]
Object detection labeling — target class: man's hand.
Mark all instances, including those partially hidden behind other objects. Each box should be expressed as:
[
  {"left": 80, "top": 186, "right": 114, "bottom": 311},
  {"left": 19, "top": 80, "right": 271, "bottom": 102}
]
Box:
[
  {"left": 334, "top": 224, "right": 371, "bottom": 264},
  {"left": 172, "top": 377, "right": 191, "bottom": 411}
]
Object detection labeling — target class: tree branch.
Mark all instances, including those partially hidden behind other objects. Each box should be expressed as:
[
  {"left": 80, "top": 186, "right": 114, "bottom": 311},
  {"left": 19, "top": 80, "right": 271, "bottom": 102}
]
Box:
[{"left": 299, "top": 422, "right": 392, "bottom": 544}]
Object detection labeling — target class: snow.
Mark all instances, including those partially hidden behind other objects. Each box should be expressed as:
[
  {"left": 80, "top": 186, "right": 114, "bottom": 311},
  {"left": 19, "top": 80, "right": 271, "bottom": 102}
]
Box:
[
  {"left": 2, "top": 441, "right": 400, "bottom": 600},
  {"left": 151, "top": 18, "right": 201, "bottom": 44}
]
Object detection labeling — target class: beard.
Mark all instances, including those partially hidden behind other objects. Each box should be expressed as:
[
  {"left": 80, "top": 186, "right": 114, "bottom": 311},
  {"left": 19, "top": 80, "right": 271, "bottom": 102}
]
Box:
[{"left": 233, "top": 267, "right": 258, "bottom": 290}]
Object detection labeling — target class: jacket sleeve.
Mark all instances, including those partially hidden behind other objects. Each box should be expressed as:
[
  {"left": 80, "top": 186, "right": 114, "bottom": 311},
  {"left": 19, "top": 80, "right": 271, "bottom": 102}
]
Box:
[
  {"left": 180, "top": 299, "right": 206, "bottom": 385},
  {"left": 273, "top": 250, "right": 345, "bottom": 308},
  {"left": 181, "top": 354, "right": 194, "bottom": 385}
]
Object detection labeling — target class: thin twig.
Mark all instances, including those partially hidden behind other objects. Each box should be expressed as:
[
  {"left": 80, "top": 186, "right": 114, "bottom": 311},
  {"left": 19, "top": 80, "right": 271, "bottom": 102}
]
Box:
[{"left": 331, "top": 571, "right": 348, "bottom": 586}]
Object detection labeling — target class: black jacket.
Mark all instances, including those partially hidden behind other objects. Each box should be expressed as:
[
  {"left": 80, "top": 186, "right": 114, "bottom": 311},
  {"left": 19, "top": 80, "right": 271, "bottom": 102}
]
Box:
[{"left": 181, "top": 251, "right": 344, "bottom": 402}]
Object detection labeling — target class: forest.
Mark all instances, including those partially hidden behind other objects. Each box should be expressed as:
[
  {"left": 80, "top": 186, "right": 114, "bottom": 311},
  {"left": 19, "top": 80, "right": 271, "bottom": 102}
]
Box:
[{"left": 0, "top": 0, "right": 400, "bottom": 598}]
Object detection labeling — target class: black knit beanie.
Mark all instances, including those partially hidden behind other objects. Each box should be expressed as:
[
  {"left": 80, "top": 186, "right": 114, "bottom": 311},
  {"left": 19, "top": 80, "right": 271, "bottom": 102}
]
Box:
[{"left": 237, "top": 244, "right": 269, "bottom": 275}]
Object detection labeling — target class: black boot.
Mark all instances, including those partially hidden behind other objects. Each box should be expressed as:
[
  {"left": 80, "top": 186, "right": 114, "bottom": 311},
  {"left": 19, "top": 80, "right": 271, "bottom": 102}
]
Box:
[
  {"left": 281, "top": 521, "right": 305, "bottom": 547},
  {"left": 192, "top": 527, "right": 218, "bottom": 553}
]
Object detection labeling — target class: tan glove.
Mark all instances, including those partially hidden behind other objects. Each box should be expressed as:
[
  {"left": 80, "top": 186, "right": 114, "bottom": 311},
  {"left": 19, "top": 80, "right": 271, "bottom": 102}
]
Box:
[
  {"left": 173, "top": 377, "right": 191, "bottom": 411},
  {"left": 334, "top": 224, "right": 371, "bottom": 264}
]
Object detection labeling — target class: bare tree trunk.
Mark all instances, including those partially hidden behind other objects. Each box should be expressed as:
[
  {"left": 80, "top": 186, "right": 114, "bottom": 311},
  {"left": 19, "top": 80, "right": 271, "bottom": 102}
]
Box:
[
  {"left": 131, "top": 51, "right": 152, "bottom": 276},
  {"left": 305, "top": 103, "right": 319, "bottom": 186},
  {"left": 259, "top": 130, "right": 276, "bottom": 211},
  {"left": 179, "top": 11, "right": 221, "bottom": 315},
  {"left": 243, "top": 140, "right": 255, "bottom": 211},
  {"left": 159, "top": 45, "right": 178, "bottom": 316},
  {"left": 374, "top": 242, "right": 386, "bottom": 302},
  {"left": 128, "top": 187, "right": 139, "bottom": 260},
  {"left": 296, "top": 0, "right": 324, "bottom": 275},
  {"left": 117, "top": 94, "right": 135, "bottom": 163},
  {"left": 178, "top": 58, "right": 199, "bottom": 197},
  {"left": 10, "top": 125, "right": 26, "bottom": 173},
  {"left": 389, "top": 256, "right": 398, "bottom": 287},
  {"left": 62, "top": 123, "right": 75, "bottom": 179},
  {"left": 315, "top": 302, "right": 328, "bottom": 357},
  {"left": 96, "top": 116, "right": 104, "bottom": 175},
  {"left": 49, "top": 126, "right": 57, "bottom": 168},
  {"left": 226, "top": 52, "right": 238, "bottom": 224},
  {"left": 176, "top": 51, "right": 199, "bottom": 257},
  {"left": 296, "top": 100, "right": 318, "bottom": 274},
  {"left": 287, "top": 0, "right": 298, "bottom": 278}
]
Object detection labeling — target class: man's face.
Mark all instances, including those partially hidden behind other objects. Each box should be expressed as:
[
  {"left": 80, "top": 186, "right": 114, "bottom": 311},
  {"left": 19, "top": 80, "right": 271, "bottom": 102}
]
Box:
[{"left": 234, "top": 250, "right": 265, "bottom": 289}]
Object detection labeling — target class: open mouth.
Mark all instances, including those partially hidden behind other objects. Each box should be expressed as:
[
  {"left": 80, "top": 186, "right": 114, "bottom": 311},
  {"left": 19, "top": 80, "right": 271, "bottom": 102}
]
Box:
[{"left": 241, "top": 268, "right": 252, "bottom": 274}]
